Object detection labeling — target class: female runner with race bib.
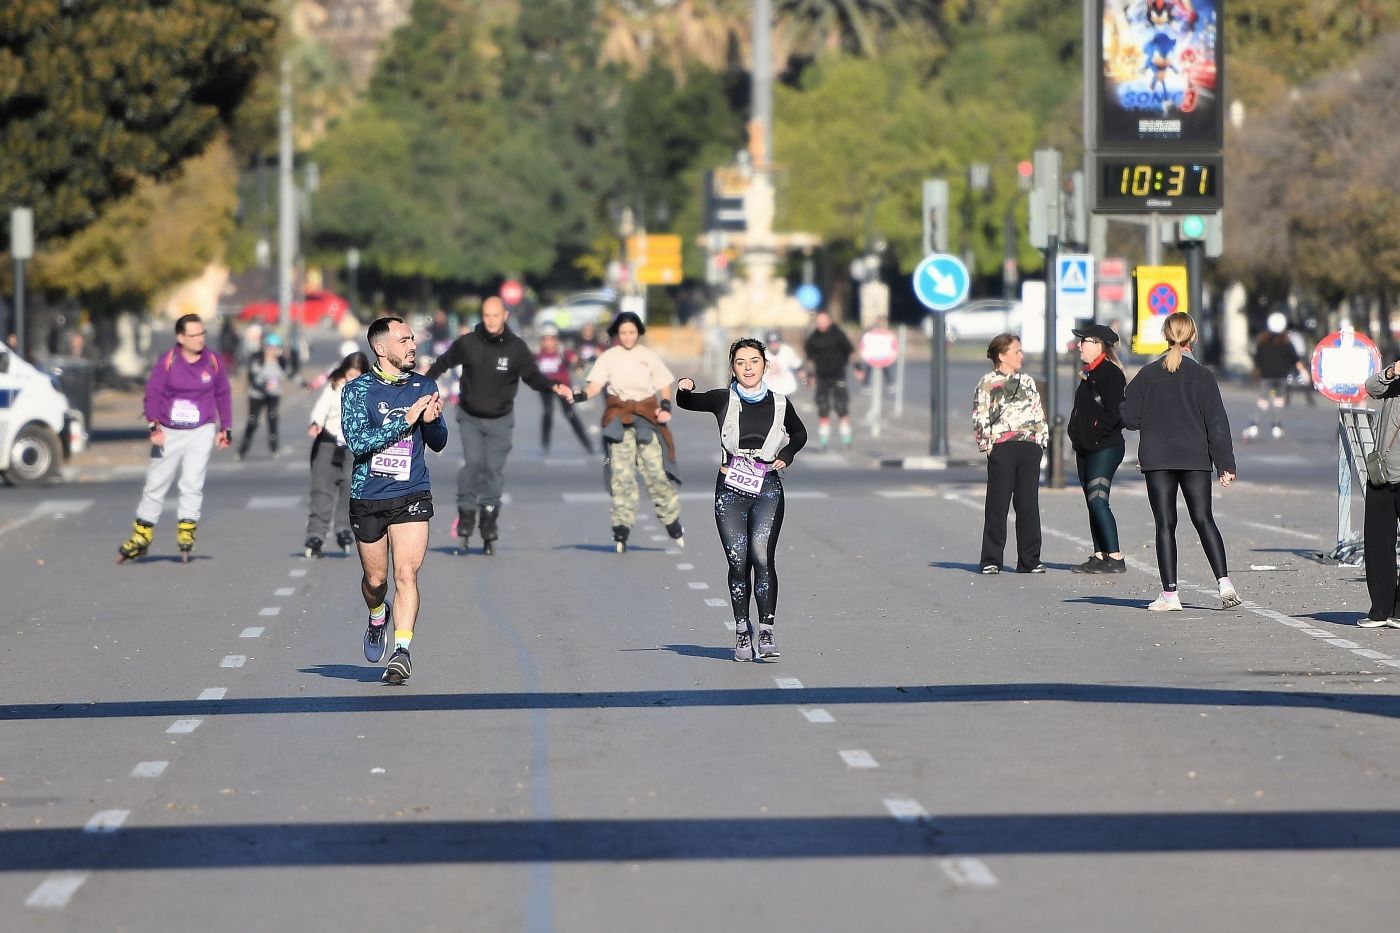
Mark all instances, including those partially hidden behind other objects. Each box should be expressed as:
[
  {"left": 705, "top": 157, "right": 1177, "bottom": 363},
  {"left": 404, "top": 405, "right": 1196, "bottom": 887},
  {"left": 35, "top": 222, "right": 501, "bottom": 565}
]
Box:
[{"left": 676, "top": 338, "right": 807, "bottom": 661}]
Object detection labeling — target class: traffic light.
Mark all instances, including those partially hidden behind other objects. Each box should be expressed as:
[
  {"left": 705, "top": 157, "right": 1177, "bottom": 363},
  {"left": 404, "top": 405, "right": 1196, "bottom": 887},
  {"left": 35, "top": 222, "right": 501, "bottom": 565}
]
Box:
[{"left": 1164, "top": 212, "right": 1222, "bottom": 257}]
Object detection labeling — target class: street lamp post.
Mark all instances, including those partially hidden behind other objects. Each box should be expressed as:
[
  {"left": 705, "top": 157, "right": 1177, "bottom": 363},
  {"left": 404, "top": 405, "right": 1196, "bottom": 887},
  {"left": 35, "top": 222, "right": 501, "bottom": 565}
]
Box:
[
  {"left": 346, "top": 248, "right": 360, "bottom": 320},
  {"left": 9, "top": 208, "right": 33, "bottom": 358}
]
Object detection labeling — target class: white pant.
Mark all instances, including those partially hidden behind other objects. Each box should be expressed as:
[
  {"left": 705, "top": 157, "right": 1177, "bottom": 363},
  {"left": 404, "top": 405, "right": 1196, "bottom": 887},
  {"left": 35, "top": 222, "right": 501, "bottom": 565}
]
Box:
[{"left": 136, "top": 423, "right": 216, "bottom": 524}]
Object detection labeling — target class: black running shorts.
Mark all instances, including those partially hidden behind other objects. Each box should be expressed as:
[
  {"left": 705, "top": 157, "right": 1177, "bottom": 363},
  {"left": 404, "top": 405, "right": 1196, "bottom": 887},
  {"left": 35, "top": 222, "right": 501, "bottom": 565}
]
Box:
[{"left": 349, "top": 491, "right": 434, "bottom": 544}]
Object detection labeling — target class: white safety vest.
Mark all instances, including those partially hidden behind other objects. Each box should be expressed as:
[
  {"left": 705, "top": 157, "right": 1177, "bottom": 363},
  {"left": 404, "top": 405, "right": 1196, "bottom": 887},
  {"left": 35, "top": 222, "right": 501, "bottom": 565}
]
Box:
[{"left": 721, "top": 387, "right": 789, "bottom": 462}]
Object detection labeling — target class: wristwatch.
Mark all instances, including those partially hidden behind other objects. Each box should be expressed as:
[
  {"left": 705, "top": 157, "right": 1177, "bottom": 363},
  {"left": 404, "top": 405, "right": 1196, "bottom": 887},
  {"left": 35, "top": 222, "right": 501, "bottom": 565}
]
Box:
[{"left": 147, "top": 421, "right": 160, "bottom": 433}]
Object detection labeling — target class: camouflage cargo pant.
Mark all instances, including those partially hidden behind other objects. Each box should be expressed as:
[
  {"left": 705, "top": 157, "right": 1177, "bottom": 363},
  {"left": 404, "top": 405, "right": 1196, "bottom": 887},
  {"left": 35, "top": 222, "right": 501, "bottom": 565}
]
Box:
[{"left": 607, "top": 428, "right": 681, "bottom": 529}]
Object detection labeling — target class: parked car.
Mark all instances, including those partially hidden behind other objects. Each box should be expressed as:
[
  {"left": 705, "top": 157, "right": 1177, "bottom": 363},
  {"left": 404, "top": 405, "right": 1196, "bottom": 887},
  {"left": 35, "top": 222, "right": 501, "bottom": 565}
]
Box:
[
  {"left": 0, "top": 345, "right": 86, "bottom": 486},
  {"left": 238, "top": 290, "right": 350, "bottom": 328},
  {"left": 941, "top": 299, "right": 1023, "bottom": 344},
  {"left": 532, "top": 290, "right": 617, "bottom": 336}
]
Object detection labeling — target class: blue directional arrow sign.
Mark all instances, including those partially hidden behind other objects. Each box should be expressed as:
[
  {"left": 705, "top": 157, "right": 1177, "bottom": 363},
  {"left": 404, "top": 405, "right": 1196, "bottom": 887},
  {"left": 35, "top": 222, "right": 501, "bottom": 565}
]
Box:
[
  {"left": 912, "top": 253, "right": 970, "bottom": 312},
  {"left": 795, "top": 283, "right": 822, "bottom": 311}
]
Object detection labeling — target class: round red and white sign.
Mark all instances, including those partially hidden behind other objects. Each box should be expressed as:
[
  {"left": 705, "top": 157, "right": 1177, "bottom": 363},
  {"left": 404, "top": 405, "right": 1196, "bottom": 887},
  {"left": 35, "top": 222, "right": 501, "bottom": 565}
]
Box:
[
  {"left": 1311, "top": 329, "right": 1381, "bottom": 404},
  {"left": 859, "top": 327, "right": 899, "bottom": 369},
  {"left": 500, "top": 280, "right": 524, "bottom": 306}
]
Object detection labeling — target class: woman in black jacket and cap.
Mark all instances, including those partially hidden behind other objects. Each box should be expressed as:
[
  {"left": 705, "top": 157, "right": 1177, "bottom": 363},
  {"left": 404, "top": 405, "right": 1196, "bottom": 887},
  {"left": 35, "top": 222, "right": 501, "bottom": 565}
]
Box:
[{"left": 1067, "top": 323, "right": 1128, "bottom": 573}]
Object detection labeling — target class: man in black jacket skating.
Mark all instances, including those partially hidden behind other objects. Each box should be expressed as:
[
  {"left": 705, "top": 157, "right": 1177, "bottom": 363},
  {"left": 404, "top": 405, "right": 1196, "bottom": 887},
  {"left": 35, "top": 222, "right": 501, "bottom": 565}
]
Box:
[{"left": 425, "top": 297, "right": 572, "bottom": 553}]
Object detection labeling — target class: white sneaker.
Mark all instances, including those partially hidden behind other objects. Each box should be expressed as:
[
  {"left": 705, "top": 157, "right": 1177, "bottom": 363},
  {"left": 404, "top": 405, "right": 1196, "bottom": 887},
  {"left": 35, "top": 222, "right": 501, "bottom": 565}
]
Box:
[
  {"left": 1358, "top": 617, "right": 1390, "bottom": 628},
  {"left": 1219, "top": 580, "right": 1242, "bottom": 609},
  {"left": 1270, "top": 426, "right": 1284, "bottom": 439},
  {"left": 1148, "top": 591, "right": 1183, "bottom": 611}
]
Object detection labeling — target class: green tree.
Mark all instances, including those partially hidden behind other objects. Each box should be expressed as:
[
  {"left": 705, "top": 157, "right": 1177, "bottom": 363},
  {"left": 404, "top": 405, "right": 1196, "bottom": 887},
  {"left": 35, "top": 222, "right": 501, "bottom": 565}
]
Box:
[
  {"left": 31, "top": 139, "right": 241, "bottom": 315},
  {"left": 775, "top": 0, "right": 943, "bottom": 58},
  {"left": 0, "top": 0, "right": 276, "bottom": 247}
]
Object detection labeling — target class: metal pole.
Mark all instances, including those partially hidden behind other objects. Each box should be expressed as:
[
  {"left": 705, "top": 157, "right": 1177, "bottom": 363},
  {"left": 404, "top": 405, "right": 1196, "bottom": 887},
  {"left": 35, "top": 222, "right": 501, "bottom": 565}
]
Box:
[
  {"left": 1045, "top": 232, "right": 1063, "bottom": 487},
  {"left": 869, "top": 367, "right": 883, "bottom": 439},
  {"left": 1185, "top": 240, "right": 1204, "bottom": 319},
  {"left": 13, "top": 258, "right": 24, "bottom": 359},
  {"left": 752, "top": 0, "right": 772, "bottom": 168},
  {"left": 893, "top": 324, "right": 906, "bottom": 418},
  {"left": 1146, "top": 213, "right": 1163, "bottom": 266},
  {"left": 277, "top": 56, "right": 295, "bottom": 337}
]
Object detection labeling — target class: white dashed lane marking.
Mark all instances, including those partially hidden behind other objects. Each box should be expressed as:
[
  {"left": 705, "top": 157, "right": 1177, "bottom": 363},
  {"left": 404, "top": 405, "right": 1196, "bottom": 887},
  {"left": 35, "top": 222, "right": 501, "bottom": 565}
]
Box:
[
  {"left": 198, "top": 688, "right": 227, "bottom": 701},
  {"left": 274, "top": 587, "right": 295, "bottom": 597},
  {"left": 883, "top": 798, "right": 929, "bottom": 822},
  {"left": 288, "top": 568, "right": 308, "bottom": 578},
  {"left": 801, "top": 708, "right": 835, "bottom": 723},
  {"left": 839, "top": 750, "right": 879, "bottom": 769},
  {"left": 259, "top": 607, "right": 281, "bottom": 617},
  {"left": 167, "top": 719, "right": 202, "bottom": 734},
  {"left": 774, "top": 677, "right": 803, "bottom": 690},
  {"left": 220, "top": 655, "right": 246, "bottom": 668},
  {"left": 942, "top": 857, "right": 999, "bottom": 888},
  {"left": 130, "top": 761, "right": 169, "bottom": 778},
  {"left": 247, "top": 495, "right": 302, "bottom": 509},
  {"left": 704, "top": 598, "right": 727, "bottom": 608},
  {"left": 687, "top": 582, "right": 709, "bottom": 590},
  {"left": 240, "top": 627, "right": 264, "bottom": 638},
  {"left": 36, "top": 499, "right": 94, "bottom": 515},
  {"left": 25, "top": 874, "right": 87, "bottom": 909},
  {"left": 676, "top": 563, "right": 694, "bottom": 571},
  {"left": 83, "top": 809, "right": 129, "bottom": 834}
]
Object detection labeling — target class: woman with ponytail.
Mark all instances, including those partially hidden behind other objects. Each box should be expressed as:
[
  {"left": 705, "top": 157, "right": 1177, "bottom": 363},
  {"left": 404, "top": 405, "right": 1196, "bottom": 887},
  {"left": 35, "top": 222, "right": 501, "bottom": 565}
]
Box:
[{"left": 1121, "top": 312, "right": 1240, "bottom": 611}]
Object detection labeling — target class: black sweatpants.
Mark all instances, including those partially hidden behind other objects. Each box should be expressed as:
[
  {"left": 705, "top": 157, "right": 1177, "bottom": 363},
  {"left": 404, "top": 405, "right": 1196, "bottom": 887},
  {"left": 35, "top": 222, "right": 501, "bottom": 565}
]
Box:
[
  {"left": 540, "top": 390, "right": 592, "bottom": 453},
  {"left": 239, "top": 395, "right": 280, "bottom": 457},
  {"left": 714, "top": 471, "right": 785, "bottom": 628},
  {"left": 1364, "top": 481, "right": 1400, "bottom": 622},
  {"left": 1143, "top": 469, "right": 1229, "bottom": 590},
  {"left": 980, "top": 440, "right": 1042, "bottom": 571}
]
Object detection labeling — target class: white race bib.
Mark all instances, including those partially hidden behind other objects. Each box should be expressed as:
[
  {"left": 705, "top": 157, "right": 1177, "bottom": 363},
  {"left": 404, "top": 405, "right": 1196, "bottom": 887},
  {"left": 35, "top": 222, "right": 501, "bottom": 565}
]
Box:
[
  {"left": 370, "top": 436, "right": 414, "bottom": 481},
  {"left": 723, "top": 455, "right": 769, "bottom": 496},
  {"left": 170, "top": 398, "right": 200, "bottom": 426}
]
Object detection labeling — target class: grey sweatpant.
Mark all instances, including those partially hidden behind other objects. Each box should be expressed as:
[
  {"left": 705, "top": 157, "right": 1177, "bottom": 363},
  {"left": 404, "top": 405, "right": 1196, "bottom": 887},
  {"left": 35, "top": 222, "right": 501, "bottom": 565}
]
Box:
[
  {"left": 135, "top": 423, "right": 216, "bottom": 524},
  {"left": 456, "top": 408, "right": 514, "bottom": 515},
  {"left": 306, "top": 435, "right": 352, "bottom": 539}
]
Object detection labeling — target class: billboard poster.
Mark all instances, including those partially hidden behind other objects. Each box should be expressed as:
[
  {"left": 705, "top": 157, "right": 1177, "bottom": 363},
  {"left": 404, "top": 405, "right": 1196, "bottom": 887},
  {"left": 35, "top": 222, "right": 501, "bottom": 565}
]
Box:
[{"left": 1099, "top": 0, "right": 1222, "bottom": 150}]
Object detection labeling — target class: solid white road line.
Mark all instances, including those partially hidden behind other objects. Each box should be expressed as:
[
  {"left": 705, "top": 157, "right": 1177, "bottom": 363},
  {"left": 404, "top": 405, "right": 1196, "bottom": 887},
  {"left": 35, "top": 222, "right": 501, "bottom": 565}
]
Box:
[
  {"left": 839, "top": 749, "right": 879, "bottom": 769},
  {"left": 774, "top": 677, "right": 803, "bottom": 689},
  {"left": 562, "top": 492, "right": 609, "bottom": 504},
  {"left": 220, "top": 655, "right": 246, "bottom": 668},
  {"left": 197, "top": 688, "right": 227, "bottom": 701},
  {"left": 25, "top": 874, "right": 87, "bottom": 909},
  {"left": 83, "top": 809, "right": 130, "bottom": 834},
  {"left": 167, "top": 719, "right": 202, "bottom": 734},
  {"left": 240, "top": 627, "right": 264, "bottom": 638},
  {"left": 259, "top": 607, "right": 281, "bottom": 616},
  {"left": 130, "top": 761, "right": 169, "bottom": 778},
  {"left": 801, "top": 708, "right": 835, "bottom": 723},
  {"left": 1239, "top": 519, "right": 1326, "bottom": 542},
  {"left": 35, "top": 499, "right": 94, "bottom": 515},
  {"left": 274, "top": 587, "right": 295, "bottom": 596}
]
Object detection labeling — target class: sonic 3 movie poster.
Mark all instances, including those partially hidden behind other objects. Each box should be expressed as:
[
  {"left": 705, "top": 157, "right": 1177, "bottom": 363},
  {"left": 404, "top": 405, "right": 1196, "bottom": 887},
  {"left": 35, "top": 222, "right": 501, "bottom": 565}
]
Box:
[{"left": 1100, "top": 0, "right": 1222, "bottom": 149}]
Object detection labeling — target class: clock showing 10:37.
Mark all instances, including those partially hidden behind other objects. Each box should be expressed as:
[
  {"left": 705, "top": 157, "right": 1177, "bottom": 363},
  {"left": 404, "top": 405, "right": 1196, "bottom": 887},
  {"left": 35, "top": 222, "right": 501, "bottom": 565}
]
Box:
[{"left": 1098, "top": 156, "right": 1223, "bottom": 211}]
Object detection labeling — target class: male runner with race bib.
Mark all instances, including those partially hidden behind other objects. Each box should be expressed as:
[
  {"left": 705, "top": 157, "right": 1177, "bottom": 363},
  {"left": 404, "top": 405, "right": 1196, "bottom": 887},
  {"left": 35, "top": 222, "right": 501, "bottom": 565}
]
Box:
[{"left": 342, "top": 317, "right": 448, "bottom": 684}]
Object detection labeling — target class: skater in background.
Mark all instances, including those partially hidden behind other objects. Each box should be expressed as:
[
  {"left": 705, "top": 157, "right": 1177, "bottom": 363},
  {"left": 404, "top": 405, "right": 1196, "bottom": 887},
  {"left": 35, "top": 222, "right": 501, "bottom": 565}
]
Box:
[
  {"left": 304, "top": 351, "right": 369, "bottom": 558},
  {"left": 1244, "top": 312, "right": 1309, "bottom": 440},
  {"left": 535, "top": 325, "right": 593, "bottom": 454},
  {"left": 117, "top": 314, "right": 232, "bottom": 562},
  {"left": 763, "top": 330, "right": 804, "bottom": 396},
  {"left": 803, "top": 311, "right": 855, "bottom": 449},
  {"left": 238, "top": 332, "right": 287, "bottom": 460}
]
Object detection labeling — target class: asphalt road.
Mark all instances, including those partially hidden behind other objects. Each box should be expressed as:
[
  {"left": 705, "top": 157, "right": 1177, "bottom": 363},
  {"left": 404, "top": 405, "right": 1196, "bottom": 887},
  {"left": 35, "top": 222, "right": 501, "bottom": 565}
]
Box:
[{"left": 2, "top": 347, "right": 1397, "bottom": 931}]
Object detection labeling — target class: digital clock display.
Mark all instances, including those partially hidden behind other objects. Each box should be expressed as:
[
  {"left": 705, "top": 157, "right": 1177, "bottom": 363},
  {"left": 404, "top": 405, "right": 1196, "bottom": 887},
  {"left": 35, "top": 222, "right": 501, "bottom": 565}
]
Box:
[{"left": 1098, "top": 159, "right": 1222, "bottom": 211}]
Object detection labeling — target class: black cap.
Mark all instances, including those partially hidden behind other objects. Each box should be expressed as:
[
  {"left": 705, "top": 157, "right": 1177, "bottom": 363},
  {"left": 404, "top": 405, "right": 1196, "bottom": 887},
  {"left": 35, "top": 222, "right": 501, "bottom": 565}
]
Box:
[
  {"left": 1071, "top": 323, "right": 1119, "bottom": 345},
  {"left": 607, "top": 311, "right": 646, "bottom": 337}
]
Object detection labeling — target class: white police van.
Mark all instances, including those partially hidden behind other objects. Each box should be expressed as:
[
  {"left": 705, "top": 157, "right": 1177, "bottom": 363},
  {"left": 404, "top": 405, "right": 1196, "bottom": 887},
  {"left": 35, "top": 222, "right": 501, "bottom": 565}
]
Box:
[{"left": 0, "top": 344, "right": 86, "bottom": 485}]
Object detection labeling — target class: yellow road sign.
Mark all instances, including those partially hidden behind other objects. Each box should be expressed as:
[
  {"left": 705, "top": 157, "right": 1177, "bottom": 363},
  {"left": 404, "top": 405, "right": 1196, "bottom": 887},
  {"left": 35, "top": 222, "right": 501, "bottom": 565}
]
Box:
[
  {"left": 1133, "top": 265, "right": 1188, "bottom": 356},
  {"left": 627, "top": 234, "right": 683, "bottom": 286}
]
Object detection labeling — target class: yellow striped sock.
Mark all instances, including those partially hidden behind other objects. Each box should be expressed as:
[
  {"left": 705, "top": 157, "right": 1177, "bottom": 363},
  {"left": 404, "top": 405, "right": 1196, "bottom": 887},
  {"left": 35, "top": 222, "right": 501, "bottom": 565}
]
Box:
[
  {"left": 370, "top": 604, "right": 387, "bottom": 623},
  {"left": 394, "top": 630, "right": 412, "bottom": 650}
]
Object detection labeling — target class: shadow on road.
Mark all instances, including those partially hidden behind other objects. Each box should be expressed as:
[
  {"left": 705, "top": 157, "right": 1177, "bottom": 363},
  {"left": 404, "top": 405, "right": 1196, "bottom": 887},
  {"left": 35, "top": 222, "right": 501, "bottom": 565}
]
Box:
[
  {"left": 1063, "top": 596, "right": 1148, "bottom": 609},
  {"left": 7, "top": 682, "right": 1398, "bottom": 722},
  {"left": 1303, "top": 611, "right": 1366, "bottom": 628},
  {"left": 928, "top": 561, "right": 983, "bottom": 574},
  {"left": 297, "top": 664, "right": 383, "bottom": 683},
  {"left": 3, "top": 810, "right": 1399, "bottom": 870},
  {"left": 553, "top": 543, "right": 666, "bottom": 554}
]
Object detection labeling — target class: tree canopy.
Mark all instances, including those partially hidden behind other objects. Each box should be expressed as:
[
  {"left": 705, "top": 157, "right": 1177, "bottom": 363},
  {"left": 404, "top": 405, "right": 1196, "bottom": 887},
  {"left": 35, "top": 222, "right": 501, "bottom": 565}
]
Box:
[{"left": 0, "top": 0, "right": 277, "bottom": 249}]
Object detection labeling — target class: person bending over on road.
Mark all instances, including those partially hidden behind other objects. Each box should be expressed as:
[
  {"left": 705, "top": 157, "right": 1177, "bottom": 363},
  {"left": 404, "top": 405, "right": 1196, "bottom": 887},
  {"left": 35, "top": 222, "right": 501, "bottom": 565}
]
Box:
[{"left": 342, "top": 317, "right": 448, "bottom": 685}]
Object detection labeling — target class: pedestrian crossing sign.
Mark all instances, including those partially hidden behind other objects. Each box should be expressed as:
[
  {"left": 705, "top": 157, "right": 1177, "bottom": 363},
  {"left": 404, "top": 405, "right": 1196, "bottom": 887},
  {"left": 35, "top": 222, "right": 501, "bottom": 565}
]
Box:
[{"left": 1055, "top": 254, "right": 1094, "bottom": 319}]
